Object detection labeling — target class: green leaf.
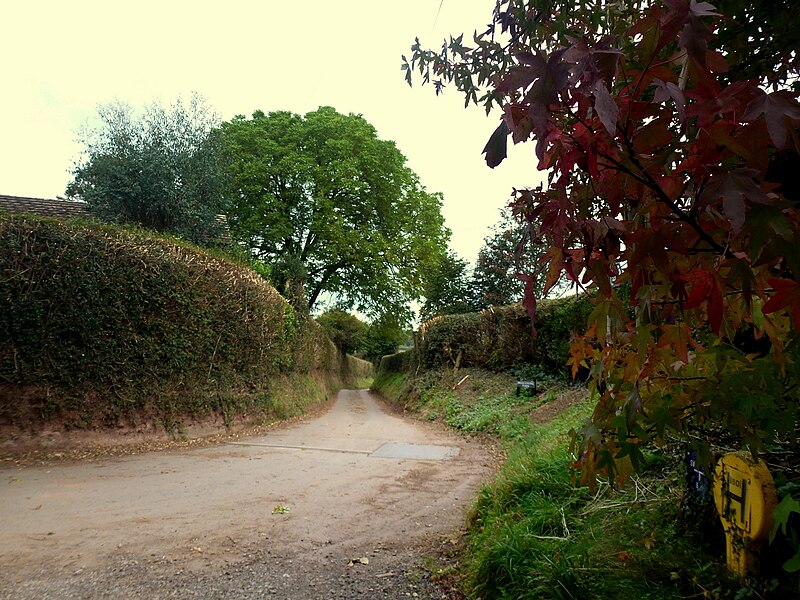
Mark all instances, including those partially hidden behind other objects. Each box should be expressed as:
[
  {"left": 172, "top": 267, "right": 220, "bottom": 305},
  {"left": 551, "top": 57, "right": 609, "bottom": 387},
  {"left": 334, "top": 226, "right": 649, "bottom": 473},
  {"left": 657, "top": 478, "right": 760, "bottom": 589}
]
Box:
[
  {"left": 784, "top": 550, "right": 800, "bottom": 573},
  {"left": 218, "top": 107, "right": 450, "bottom": 316},
  {"left": 770, "top": 494, "right": 800, "bottom": 543}
]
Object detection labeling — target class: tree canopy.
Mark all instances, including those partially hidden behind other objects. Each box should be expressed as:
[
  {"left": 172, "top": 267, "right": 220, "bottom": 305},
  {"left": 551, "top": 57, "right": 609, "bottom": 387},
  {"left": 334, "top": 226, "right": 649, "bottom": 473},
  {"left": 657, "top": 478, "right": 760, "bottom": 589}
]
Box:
[
  {"left": 421, "top": 206, "right": 564, "bottom": 322},
  {"left": 316, "top": 308, "right": 405, "bottom": 362},
  {"left": 360, "top": 313, "right": 407, "bottom": 362},
  {"left": 472, "top": 206, "right": 550, "bottom": 307},
  {"left": 218, "top": 106, "right": 449, "bottom": 319},
  {"left": 316, "top": 309, "right": 368, "bottom": 356},
  {"left": 405, "top": 0, "right": 800, "bottom": 488},
  {"left": 420, "top": 250, "right": 478, "bottom": 321},
  {"left": 66, "top": 95, "right": 226, "bottom": 244}
]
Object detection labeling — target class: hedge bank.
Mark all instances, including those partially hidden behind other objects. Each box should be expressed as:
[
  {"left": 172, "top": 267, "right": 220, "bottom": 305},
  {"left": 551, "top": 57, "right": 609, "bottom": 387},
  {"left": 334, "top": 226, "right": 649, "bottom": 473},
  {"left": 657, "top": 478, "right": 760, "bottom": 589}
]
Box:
[
  {"left": 413, "top": 299, "right": 592, "bottom": 374},
  {"left": 0, "top": 214, "right": 371, "bottom": 432}
]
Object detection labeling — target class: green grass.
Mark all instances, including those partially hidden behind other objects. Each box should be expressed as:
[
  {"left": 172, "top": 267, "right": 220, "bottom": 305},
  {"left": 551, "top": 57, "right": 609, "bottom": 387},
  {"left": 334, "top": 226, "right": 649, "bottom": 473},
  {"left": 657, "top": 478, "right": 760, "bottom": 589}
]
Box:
[
  {"left": 460, "top": 395, "right": 786, "bottom": 599},
  {"left": 372, "top": 367, "right": 797, "bottom": 599},
  {"left": 404, "top": 367, "right": 558, "bottom": 441},
  {"left": 371, "top": 371, "right": 412, "bottom": 405},
  {"left": 344, "top": 377, "right": 374, "bottom": 390}
]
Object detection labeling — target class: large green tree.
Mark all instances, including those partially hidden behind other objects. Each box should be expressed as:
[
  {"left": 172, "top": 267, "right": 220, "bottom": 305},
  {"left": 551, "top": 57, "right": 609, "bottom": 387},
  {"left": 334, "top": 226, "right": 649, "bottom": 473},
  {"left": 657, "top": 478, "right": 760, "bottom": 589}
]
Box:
[
  {"left": 472, "top": 206, "right": 550, "bottom": 307},
  {"left": 420, "top": 250, "right": 478, "bottom": 321},
  {"left": 361, "top": 314, "right": 407, "bottom": 362},
  {"left": 316, "top": 308, "right": 368, "bottom": 356},
  {"left": 219, "top": 107, "right": 449, "bottom": 318},
  {"left": 67, "top": 95, "right": 226, "bottom": 244},
  {"left": 315, "top": 308, "right": 405, "bottom": 362}
]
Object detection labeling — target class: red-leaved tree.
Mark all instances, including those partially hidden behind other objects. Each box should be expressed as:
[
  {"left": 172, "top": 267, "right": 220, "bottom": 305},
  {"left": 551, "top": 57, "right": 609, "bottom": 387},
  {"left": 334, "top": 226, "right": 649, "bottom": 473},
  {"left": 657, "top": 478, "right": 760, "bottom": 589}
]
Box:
[{"left": 405, "top": 0, "right": 800, "bottom": 485}]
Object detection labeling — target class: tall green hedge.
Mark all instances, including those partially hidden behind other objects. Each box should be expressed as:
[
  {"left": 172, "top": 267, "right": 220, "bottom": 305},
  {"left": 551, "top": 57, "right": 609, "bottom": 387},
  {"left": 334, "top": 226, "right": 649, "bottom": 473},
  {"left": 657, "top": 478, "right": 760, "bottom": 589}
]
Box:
[
  {"left": 412, "top": 298, "right": 592, "bottom": 374},
  {"left": 0, "top": 215, "right": 370, "bottom": 429},
  {"left": 378, "top": 349, "right": 415, "bottom": 375}
]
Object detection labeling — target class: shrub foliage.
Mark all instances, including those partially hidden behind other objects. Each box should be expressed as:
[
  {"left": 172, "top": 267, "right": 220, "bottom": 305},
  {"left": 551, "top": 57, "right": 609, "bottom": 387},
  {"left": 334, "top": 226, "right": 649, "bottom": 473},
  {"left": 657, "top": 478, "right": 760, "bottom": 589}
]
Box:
[
  {"left": 413, "top": 297, "right": 592, "bottom": 373},
  {"left": 0, "top": 215, "right": 370, "bottom": 429}
]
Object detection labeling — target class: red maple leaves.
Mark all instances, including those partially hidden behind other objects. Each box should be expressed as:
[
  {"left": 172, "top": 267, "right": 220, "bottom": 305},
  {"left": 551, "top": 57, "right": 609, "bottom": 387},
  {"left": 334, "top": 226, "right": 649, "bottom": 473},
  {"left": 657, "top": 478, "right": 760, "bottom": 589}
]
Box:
[
  {"left": 407, "top": 0, "right": 800, "bottom": 482},
  {"left": 480, "top": 0, "right": 800, "bottom": 477},
  {"left": 764, "top": 278, "right": 800, "bottom": 331}
]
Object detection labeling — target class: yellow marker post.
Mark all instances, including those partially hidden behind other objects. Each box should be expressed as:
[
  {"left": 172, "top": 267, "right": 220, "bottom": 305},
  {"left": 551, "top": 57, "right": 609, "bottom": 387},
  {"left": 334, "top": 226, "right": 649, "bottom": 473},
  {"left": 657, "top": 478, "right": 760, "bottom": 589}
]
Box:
[{"left": 713, "top": 452, "right": 778, "bottom": 576}]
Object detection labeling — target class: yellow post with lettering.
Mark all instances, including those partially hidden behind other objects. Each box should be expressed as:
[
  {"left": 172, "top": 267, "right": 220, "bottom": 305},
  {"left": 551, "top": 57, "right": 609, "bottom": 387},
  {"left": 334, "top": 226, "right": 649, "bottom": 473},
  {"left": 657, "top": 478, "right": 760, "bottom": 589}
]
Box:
[{"left": 713, "top": 452, "right": 778, "bottom": 576}]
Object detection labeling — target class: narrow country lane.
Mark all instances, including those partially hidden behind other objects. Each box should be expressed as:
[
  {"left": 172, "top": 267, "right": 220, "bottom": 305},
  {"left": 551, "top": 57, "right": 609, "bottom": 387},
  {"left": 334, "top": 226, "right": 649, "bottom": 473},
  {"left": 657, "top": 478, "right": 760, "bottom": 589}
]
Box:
[{"left": 0, "top": 389, "right": 494, "bottom": 599}]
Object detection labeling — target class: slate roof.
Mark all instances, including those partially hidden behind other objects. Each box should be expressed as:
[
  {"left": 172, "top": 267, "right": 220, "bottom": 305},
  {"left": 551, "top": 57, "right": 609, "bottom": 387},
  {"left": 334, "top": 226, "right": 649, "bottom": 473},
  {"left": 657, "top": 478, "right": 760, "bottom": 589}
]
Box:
[{"left": 0, "top": 194, "right": 90, "bottom": 220}]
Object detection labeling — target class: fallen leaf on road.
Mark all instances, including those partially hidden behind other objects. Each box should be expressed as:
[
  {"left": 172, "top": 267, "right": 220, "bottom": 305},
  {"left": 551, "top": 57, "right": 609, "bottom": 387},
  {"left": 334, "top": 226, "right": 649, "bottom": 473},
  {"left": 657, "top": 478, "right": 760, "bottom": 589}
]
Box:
[
  {"left": 191, "top": 547, "right": 203, "bottom": 553},
  {"left": 348, "top": 557, "right": 370, "bottom": 566}
]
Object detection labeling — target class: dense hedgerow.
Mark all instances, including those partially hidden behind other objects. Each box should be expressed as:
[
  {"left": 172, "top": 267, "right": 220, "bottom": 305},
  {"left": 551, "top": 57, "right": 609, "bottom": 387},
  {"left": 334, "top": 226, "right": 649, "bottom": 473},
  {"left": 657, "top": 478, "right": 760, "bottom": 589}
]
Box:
[
  {"left": 378, "top": 349, "right": 414, "bottom": 375},
  {"left": 0, "top": 215, "right": 370, "bottom": 429},
  {"left": 413, "top": 299, "right": 592, "bottom": 374}
]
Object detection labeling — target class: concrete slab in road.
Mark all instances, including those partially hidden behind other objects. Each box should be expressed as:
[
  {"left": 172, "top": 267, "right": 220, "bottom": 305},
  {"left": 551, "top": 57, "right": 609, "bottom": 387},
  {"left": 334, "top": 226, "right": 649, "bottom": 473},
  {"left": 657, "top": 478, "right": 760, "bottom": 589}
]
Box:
[{"left": 369, "top": 441, "right": 459, "bottom": 460}]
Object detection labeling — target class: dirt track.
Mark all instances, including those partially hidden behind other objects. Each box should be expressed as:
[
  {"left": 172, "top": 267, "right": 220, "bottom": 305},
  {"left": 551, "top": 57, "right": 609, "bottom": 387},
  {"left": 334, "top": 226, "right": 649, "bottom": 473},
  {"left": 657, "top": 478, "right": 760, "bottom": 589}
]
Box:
[{"left": 0, "top": 389, "right": 494, "bottom": 599}]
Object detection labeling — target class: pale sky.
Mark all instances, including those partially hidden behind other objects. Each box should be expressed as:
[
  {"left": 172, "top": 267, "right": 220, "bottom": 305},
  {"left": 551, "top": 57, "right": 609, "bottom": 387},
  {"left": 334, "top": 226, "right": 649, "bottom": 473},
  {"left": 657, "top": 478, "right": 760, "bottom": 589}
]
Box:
[{"left": 1, "top": 0, "right": 544, "bottom": 263}]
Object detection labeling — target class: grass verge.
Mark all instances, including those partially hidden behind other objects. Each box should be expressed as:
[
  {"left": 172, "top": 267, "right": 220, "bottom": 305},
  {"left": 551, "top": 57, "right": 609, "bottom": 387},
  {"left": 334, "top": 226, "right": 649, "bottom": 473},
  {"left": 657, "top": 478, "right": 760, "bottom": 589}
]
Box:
[
  {"left": 463, "top": 397, "right": 731, "bottom": 599},
  {"left": 343, "top": 377, "right": 374, "bottom": 390},
  {"left": 375, "top": 367, "right": 796, "bottom": 599}
]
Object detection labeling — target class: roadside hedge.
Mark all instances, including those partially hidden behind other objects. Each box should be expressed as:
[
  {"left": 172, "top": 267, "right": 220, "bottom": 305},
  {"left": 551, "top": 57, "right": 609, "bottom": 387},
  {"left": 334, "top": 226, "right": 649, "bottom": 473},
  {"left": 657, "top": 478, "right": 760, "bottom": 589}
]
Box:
[
  {"left": 378, "top": 349, "right": 415, "bottom": 375},
  {"left": 0, "top": 215, "right": 370, "bottom": 430},
  {"left": 412, "top": 298, "right": 592, "bottom": 374}
]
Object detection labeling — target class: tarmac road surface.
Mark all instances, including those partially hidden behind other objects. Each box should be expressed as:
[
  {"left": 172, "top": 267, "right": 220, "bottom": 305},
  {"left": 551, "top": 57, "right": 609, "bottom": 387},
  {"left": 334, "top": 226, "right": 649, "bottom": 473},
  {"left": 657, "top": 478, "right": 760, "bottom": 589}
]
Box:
[{"left": 0, "top": 388, "right": 493, "bottom": 599}]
